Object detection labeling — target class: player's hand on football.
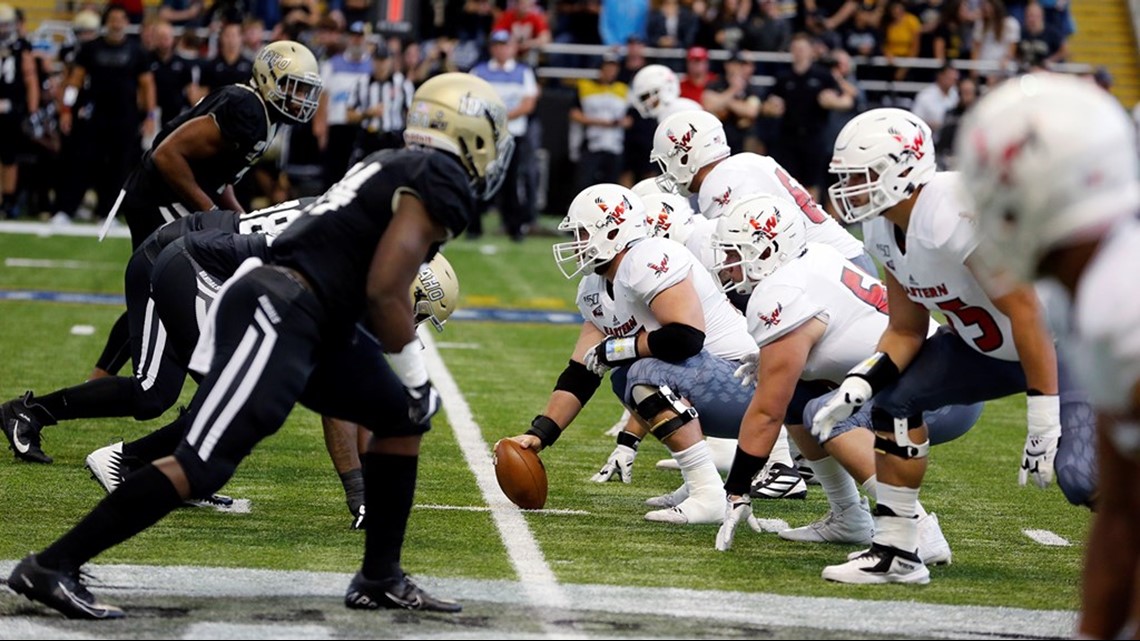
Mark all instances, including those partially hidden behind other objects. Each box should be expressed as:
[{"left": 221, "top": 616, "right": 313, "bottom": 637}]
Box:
[
  {"left": 404, "top": 381, "right": 441, "bottom": 425},
  {"left": 590, "top": 443, "right": 637, "bottom": 483},
  {"left": 733, "top": 352, "right": 759, "bottom": 388},
  {"left": 1020, "top": 395, "right": 1061, "bottom": 489},
  {"left": 811, "top": 377, "right": 872, "bottom": 442},
  {"left": 715, "top": 494, "right": 762, "bottom": 551},
  {"left": 512, "top": 434, "right": 544, "bottom": 451}
]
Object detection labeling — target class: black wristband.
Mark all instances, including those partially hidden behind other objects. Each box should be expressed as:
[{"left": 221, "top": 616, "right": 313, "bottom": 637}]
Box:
[
  {"left": 1026, "top": 388, "right": 1045, "bottom": 396},
  {"left": 616, "top": 430, "right": 642, "bottom": 451},
  {"left": 851, "top": 351, "right": 901, "bottom": 395},
  {"left": 724, "top": 446, "right": 769, "bottom": 496},
  {"left": 526, "top": 414, "right": 562, "bottom": 448}
]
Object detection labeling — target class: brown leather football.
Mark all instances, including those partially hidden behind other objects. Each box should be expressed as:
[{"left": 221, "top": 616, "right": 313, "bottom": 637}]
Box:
[{"left": 493, "top": 438, "right": 548, "bottom": 509}]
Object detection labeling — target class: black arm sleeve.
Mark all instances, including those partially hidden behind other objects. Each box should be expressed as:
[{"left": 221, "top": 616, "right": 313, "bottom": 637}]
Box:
[
  {"left": 553, "top": 360, "right": 602, "bottom": 406},
  {"left": 646, "top": 323, "right": 706, "bottom": 362}
]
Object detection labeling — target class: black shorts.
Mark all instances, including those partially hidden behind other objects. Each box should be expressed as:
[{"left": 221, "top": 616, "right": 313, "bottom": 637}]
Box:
[{"left": 0, "top": 114, "right": 23, "bottom": 165}]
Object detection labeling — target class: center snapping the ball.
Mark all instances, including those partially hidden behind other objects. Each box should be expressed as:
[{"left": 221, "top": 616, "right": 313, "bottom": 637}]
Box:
[{"left": 493, "top": 438, "right": 548, "bottom": 509}]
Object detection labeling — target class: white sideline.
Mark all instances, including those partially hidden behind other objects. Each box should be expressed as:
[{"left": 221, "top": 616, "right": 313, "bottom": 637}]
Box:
[{"left": 419, "top": 329, "right": 576, "bottom": 637}]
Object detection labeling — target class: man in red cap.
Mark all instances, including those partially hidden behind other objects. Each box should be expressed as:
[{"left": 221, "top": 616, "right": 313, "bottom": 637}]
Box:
[{"left": 680, "top": 46, "right": 717, "bottom": 103}]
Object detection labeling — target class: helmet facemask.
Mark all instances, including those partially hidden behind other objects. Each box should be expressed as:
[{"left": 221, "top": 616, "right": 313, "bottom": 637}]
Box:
[
  {"left": 269, "top": 72, "right": 323, "bottom": 124},
  {"left": 553, "top": 185, "right": 648, "bottom": 279},
  {"left": 711, "top": 196, "right": 807, "bottom": 294},
  {"left": 828, "top": 161, "right": 907, "bottom": 224}
]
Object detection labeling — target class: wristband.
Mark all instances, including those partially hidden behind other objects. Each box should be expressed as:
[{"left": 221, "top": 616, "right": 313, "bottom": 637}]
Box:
[
  {"left": 1026, "top": 394, "right": 1061, "bottom": 438},
  {"left": 603, "top": 336, "right": 638, "bottom": 364},
  {"left": 849, "top": 351, "right": 901, "bottom": 395},
  {"left": 724, "top": 446, "right": 768, "bottom": 496},
  {"left": 616, "top": 430, "right": 641, "bottom": 451},
  {"left": 526, "top": 414, "right": 562, "bottom": 448},
  {"left": 387, "top": 339, "right": 428, "bottom": 388}
]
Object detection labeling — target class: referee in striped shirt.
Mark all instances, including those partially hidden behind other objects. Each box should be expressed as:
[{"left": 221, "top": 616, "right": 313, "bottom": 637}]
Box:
[{"left": 345, "top": 45, "right": 414, "bottom": 166}]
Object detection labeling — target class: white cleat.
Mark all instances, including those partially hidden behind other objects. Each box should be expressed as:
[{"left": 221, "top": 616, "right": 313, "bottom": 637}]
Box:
[
  {"left": 85, "top": 441, "right": 126, "bottom": 494},
  {"left": 655, "top": 457, "right": 681, "bottom": 471},
  {"left": 604, "top": 409, "right": 631, "bottom": 437},
  {"left": 845, "top": 512, "right": 952, "bottom": 566},
  {"left": 822, "top": 543, "right": 930, "bottom": 585},
  {"left": 644, "top": 494, "right": 723, "bottom": 525},
  {"left": 779, "top": 496, "right": 874, "bottom": 545},
  {"left": 645, "top": 484, "right": 688, "bottom": 508}
]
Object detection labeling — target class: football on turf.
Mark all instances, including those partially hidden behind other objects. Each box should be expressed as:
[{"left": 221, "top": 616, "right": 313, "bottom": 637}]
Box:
[{"left": 493, "top": 438, "right": 548, "bottom": 509}]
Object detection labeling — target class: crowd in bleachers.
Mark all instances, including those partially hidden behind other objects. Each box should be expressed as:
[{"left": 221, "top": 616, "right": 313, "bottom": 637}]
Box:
[{"left": 0, "top": 0, "right": 1099, "bottom": 234}]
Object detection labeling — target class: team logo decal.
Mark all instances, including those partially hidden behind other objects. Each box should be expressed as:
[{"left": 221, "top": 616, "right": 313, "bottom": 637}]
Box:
[
  {"left": 648, "top": 253, "right": 670, "bottom": 277},
  {"left": 889, "top": 126, "right": 926, "bottom": 161},
  {"left": 648, "top": 201, "right": 674, "bottom": 235},
  {"left": 712, "top": 186, "right": 732, "bottom": 208},
  {"left": 757, "top": 303, "right": 782, "bottom": 328},
  {"left": 748, "top": 211, "right": 780, "bottom": 240},
  {"left": 583, "top": 293, "right": 600, "bottom": 305},
  {"left": 666, "top": 124, "right": 697, "bottom": 153},
  {"left": 594, "top": 194, "right": 632, "bottom": 227}
]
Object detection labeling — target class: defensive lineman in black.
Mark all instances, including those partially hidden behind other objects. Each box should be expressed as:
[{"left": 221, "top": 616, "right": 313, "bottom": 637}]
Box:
[
  {"left": 89, "top": 40, "right": 323, "bottom": 382},
  {"left": 6, "top": 72, "right": 514, "bottom": 619}
]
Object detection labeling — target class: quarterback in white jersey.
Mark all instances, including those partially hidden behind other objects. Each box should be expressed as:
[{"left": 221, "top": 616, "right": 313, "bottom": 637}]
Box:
[
  {"left": 629, "top": 64, "right": 703, "bottom": 122},
  {"left": 812, "top": 108, "right": 1097, "bottom": 586},
  {"left": 709, "top": 194, "right": 979, "bottom": 563},
  {"left": 956, "top": 73, "right": 1140, "bottom": 640},
  {"left": 649, "top": 111, "right": 875, "bottom": 275}
]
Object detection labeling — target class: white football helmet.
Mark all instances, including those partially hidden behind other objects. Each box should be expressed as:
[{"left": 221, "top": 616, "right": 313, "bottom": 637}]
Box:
[
  {"left": 412, "top": 253, "right": 460, "bottom": 332},
  {"left": 642, "top": 192, "right": 696, "bottom": 245},
  {"left": 828, "top": 108, "right": 936, "bottom": 224},
  {"left": 650, "top": 110, "right": 731, "bottom": 197},
  {"left": 251, "top": 41, "right": 324, "bottom": 124},
  {"left": 630, "top": 64, "right": 681, "bottom": 119},
  {"left": 632, "top": 176, "right": 676, "bottom": 198},
  {"left": 553, "top": 184, "right": 649, "bottom": 279},
  {"left": 711, "top": 193, "right": 807, "bottom": 295},
  {"left": 956, "top": 73, "right": 1140, "bottom": 281}
]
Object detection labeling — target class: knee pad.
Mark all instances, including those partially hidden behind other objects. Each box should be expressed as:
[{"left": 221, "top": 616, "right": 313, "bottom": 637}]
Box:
[
  {"left": 871, "top": 406, "right": 929, "bottom": 459},
  {"left": 174, "top": 448, "right": 238, "bottom": 499},
  {"left": 630, "top": 383, "right": 697, "bottom": 441}
]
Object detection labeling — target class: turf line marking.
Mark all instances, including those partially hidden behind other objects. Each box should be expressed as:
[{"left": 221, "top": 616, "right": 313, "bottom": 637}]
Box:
[
  {"left": 1023, "top": 529, "right": 1072, "bottom": 546},
  {"left": 0, "top": 220, "right": 130, "bottom": 239},
  {"left": 420, "top": 329, "right": 576, "bottom": 636},
  {"left": 434, "top": 342, "right": 482, "bottom": 350},
  {"left": 416, "top": 504, "right": 590, "bottom": 516},
  {"left": 4, "top": 258, "right": 120, "bottom": 270},
  {"left": 182, "top": 622, "right": 333, "bottom": 640}
]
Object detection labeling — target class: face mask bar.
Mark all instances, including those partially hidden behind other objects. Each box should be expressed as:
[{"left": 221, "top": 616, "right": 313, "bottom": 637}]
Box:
[
  {"left": 552, "top": 224, "right": 595, "bottom": 279},
  {"left": 828, "top": 165, "right": 892, "bottom": 224},
  {"left": 273, "top": 73, "right": 323, "bottom": 123}
]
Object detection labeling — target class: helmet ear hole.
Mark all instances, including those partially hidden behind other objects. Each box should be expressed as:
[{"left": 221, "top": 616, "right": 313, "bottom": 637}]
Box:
[
  {"left": 607, "top": 228, "right": 620, "bottom": 241},
  {"left": 680, "top": 153, "right": 688, "bottom": 165},
  {"left": 475, "top": 136, "right": 485, "bottom": 150}
]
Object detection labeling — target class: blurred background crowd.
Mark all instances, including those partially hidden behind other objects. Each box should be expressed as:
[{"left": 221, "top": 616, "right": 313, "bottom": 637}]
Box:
[{"left": 0, "top": 0, "right": 1110, "bottom": 239}]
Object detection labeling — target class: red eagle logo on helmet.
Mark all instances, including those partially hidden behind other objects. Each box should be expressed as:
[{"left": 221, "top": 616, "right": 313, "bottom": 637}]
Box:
[
  {"left": 647, "top": 201, "right": 675, "bottom": 235},
  {"left": 648, "top": 253, "right": 670, "bottom": 277},
  {"left": 748, "top": 211, "right": 780, "bottom": 240},
  {"left": 971, "top": 127, "right": 1038, "bottom": 186},
  {"left": 667, "top": 123, "right": 698, "bottom": 153},
  {"left": 889, "top": 126, "right": 926, "bottom": 161},
  {"left": 595, "top": 194, "right": 631, "bottom": 226},
  {"left": 757, "top": 303, "right": 783, "bottom": 328},
  {"left": 712, "top": 186, "right": 732, "bottom": 208}
]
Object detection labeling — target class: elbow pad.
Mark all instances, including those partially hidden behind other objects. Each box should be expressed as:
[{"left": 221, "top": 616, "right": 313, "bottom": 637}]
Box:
[{"left": 646, "top": 323, "right": 705, "bottom": 362}]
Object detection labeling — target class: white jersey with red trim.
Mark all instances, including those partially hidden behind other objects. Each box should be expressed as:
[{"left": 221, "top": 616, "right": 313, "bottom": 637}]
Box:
[
  {"left": 697, "top": 153, "right": 865, "bottom": 259},
  {"left": 577, "top": 273, "right": 641, "bottom": 337},
  {"left": 863, "top": 171, "right": 1020, "bottom": 362},
  {"left": 1070, "top": 219, "right": 1140, "bottom": 413},
  {"left": 683, "top": 215, "right": 720, "bottom": 273},
  {"left": 613, "top": 237, "right": 755, "bottom": 361}
]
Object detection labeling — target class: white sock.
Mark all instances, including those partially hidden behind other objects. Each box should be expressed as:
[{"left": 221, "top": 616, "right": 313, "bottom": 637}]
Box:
[
  {"left": 810, "top": 456, "right": 859, "bottom": 511},
  {"left": 704, "top": 436, "right": 736, "bottom": 477},
  {"left": 861, "top": 475, "right": 877, "bottom": 502},
  {"left": 770, "top": 426, "right": 793, "bottom": 467},
  {"left": 673, "top": 440, "right": 722, "bottom": 498},
  {"left": 876, "top": 482, "right": 919, "bottom": 519}
]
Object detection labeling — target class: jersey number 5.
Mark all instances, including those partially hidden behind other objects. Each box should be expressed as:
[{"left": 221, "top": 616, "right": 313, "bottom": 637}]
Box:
[
  {"left": 840, "top": 267, "right": 888, "bottom": 314},
  {"left": 775, "top": 167, "right": 829, "bottom": 225},
  {"left": 936, "top": 297, "right": 1004, "bottom": 353}
]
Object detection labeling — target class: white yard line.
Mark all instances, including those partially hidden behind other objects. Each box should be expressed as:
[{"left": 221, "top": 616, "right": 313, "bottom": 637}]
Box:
[
  {"left": 416, "top": 504, "right": 589, "bottom": 516},
  {"left": 0, "top": 221, "right": 130, "bottom": 239},
  {"left": 4, "top": 258, "right": 121, "bottom": 270},
  {"left": 1023, "top": 529, "right": 1072, "bottom": 546},
  {"left": 419, "top": 329, "right": 577, "bottom": 637}
]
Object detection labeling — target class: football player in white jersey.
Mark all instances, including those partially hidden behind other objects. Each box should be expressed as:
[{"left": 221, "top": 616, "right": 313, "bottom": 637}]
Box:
[
  {"left": 956, "top": 73, "right": 1140, "bottom": 640},
  {"left": 810, "top": 108, "right": 1097, "bottom": 585},
  {"left": 629, "top": 64, "right": 704, "bottom": 122},
  {"left": 708, "top": 193, "right": 982, "bottom": 565},
  {"left": 512, "top": 184, "right": 758, "bottom": 524}
]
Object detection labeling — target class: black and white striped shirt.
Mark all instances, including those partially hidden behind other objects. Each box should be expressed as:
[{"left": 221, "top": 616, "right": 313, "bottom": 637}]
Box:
[{"left": 349, "top": 71, "right": 414, "bottom": 134}]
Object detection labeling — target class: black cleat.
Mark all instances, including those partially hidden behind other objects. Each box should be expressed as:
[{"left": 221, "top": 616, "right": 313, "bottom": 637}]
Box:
[
  {"left": 0, "top": 392, "right": 53, "bottom": 463},
  {"left": 345, "top": 572, "right": 462, "bottom": 612},
  {"left": 6, "top": 554, "right": 125, "bottom": 619}
]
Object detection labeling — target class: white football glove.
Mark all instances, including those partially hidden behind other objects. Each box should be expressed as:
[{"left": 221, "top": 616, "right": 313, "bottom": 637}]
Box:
[
  {"left": 732, "top": 352, "right": 759, "bottom": 388},
  {"left": 810, "top": 376, "right": 873, "bottom": 442},
  {"left": 591, "top": 444, "right": 637, "bottom": 483},
  {"left": 1020, "top": 395, "right": 1062, "bottom": 489},
  {"left": 715, "top": 494, "right": 762, "bottom": 551},
  {"left": 583, "top": 336, "right": 638, "bottom": 377}
]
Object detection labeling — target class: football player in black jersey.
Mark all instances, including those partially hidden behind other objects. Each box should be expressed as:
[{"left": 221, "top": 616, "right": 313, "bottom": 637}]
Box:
[
  {"left": 6, "top": 72, "right": 513, "bottom": 619},
  {"left": 0, "top": 3, "right": 39, "bottom": 219},
  {"left": 88, "top": 40, "right": 322, "bottom": 382}
]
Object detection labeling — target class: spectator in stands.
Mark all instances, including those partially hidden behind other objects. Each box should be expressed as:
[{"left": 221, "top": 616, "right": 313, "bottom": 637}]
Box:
[
  {"left": 1017, "top": 1, "right": 1067, "bottom": 68},
  {"left": 458, "top": 0, "right": 495, "bottom": 47},
  {"left": 880, "top": 0, "right": 921, "bottom": 79},
  {"left": 0, "top": 2, "right": 38, "bottom": 220},
  {"left": 679, "top": 46, "right": 717, "bottom": 102},
  {"left": 346, "top": 45, "right": 414, "bottom": 164},
  {"left": 198, "top": 22, "right": 253, "bottom": 95},
  {"left": 158, "top": 0, "right": 206, "bottom": 28},
  {"left": 702, "top": 50, "right": 763, "bottom": 154},
  {"left": 332, "top": 0, "right": 373, "bottom": 28},
  {"left": 752, "top": 0, "right": 793, "bottom": 53},
  {"left": 600, "top": 0, "right": 649, "bottom": 46},
  {"left": 494, "top": 0, "right": 552, "bottom": 60},
  {"left": 843, "top": 3, "right": 880, "bottom": 56},
  {"left": 110, "top": 0, "right": 145, "bottom": 24},
  {"left": 59, "top": 4, "right": 156, "bottom": 221},
  {"left": 932, "top": 0, "right": 972, "bottom": 62},
  {"left": 803, "top": 0, "right": 858, "bottom": 43},
  {"left": 314, "top": 20, "right": 372, "bottom": 190},
  {"left": 821, "top": 48, "right": 863, "bottom": 159},
  {"left": 714, "top": 0, "right": 764, "bottom": 52},
  {"left": 648, "top": 0, "right": 699, "bottom": 68},
  {"left": 570, "top": 52, "right": 630, "bottom": 190},
  {"left": 278, "top": 0, "right": 318, "bottom": 29},
  {"left": 763, "top": 32, "right": 853, "bottom": 199},
  {"left": 242, "top": 17, "right": 267, "bottom": 59},
  {"left": 910, "top": 63, "right": 958, "bottom": 141},
  {"left": 933, "top": 74, "right": 976, "bottom": 167},
  {"left": 147, "top": 20, "right": 196, "bottom": 126},
  {"left": 972, "top": 0, "right": 1019, "bottom": 85},
  {"left": 470, "top": 29, "right": 538, "bottom": 241},
  {"left": 619, "top": 35, "right": 656, "bottom": 186},
  {"left": 51, "top": 10, "right": 101, "bottom": 223}
]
